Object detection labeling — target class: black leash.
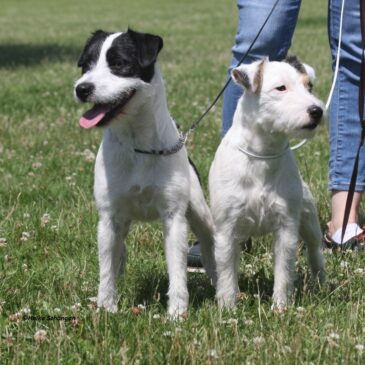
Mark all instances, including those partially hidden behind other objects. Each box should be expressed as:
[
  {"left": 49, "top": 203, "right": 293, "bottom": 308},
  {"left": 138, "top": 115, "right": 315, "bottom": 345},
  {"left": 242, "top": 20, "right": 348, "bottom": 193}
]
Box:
[
  {"left": 135, "top": 0, "right": 281, "bottom": 156},
  {"left": 340, "top": 0, "right": 365, "bottom": 244}
]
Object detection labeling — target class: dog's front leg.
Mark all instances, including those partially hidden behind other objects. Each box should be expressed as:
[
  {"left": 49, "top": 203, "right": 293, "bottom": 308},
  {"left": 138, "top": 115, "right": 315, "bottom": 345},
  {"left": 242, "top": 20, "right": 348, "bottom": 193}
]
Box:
[
  {"left": 97, "top": 213, "right": 130, "bottom": 312},
  {"left": 272, "top": 226, "right": 299, "bottom": 312},
  {"left": 215, "top": 226, "right": 241, "bottom": 308},
  {"left": 162, "top": 211, "right": 189, "bottom": 318}
]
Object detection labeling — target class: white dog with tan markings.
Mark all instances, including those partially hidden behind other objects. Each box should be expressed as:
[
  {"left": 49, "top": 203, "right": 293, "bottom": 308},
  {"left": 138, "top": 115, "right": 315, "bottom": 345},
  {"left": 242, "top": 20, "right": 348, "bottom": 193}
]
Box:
[{"left": 209, "top": 57, "right": 325, "bottom": 311}]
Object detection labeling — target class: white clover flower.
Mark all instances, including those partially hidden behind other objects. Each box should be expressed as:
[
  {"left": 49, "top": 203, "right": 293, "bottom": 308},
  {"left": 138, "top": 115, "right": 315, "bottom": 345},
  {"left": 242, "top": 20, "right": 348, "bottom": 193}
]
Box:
[
  {"left": 41, "top": 213, "right": 50, "bottom": 226},
  {"left": 193, "top": 339, "right": 201, "bottom": 346},
  {"left": 152, "top": 314, "right": 161, "bottom": 320},
  {"left": 245, "top": 264, "right": 255, "bottom": 276},
  {"left": 71, "top": 303, "right": 82, "bottom": 311},
  {"left": 355, "top": 344, "right": 364, "bottom": 353},
  {"left": 32, "top": 162, "right": 42, "bottom": 169},
  {"left": 34, "top": 329, "right": 47, "bottom": 343},
  {"left": 21, "top": 307, "right": 31, "bottom": 314},
  {"left": 137, "top": 304, "right": 146, "bottom": 311},
  {"left": 81, "top": 149, "right": 96, "bottom": 162},
  {"left": 162, "top": 331, "right": 172, "bottom": 337},
  {"left": 354, "top": 268, "right": 365, "bottom": 276},
  {"left": 208, "top": 349, "right": 219, "bottom": 359},
  {"left": 20, "top": 232, "right": 30, "bottom": 241},
  {"left": 328, "top": 332, "right": 340, "bottom": 341},
  {"left": 253, "top": 336, "right": 265, "bottom": 348},
  {"left": 0, "top": 238, "right": 7, "bottom": 247}
]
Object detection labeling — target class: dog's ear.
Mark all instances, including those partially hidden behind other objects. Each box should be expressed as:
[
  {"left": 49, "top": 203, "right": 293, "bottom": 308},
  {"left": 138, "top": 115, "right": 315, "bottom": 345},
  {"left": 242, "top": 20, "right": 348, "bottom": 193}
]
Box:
[
  {"left": 284, "top": 55, "right": 315, "bottom": 91},
  {"left": 231, "top": 59, "right": 267, "bottom": 93},
  {"left": 127, "top": 28, "right": 163, "bottom": 68},
  {"left": 303, "top": 63, "right": 316, "bottom": 82},
  {"left": 284, "top": 55, "right": 316, "bottom": 81}
]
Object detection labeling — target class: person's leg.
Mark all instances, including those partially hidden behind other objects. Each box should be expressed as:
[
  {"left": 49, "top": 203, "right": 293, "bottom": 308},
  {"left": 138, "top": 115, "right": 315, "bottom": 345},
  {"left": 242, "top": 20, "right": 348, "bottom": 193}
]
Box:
[
  {"left": 222, "top": 0, "right": 302, "bottom": 135},
  {"left": 328, "top": 0, "right": 365, "bottom": 244},
  {"left": 327, "top": 191, "right": 363, "bottom": 241}
]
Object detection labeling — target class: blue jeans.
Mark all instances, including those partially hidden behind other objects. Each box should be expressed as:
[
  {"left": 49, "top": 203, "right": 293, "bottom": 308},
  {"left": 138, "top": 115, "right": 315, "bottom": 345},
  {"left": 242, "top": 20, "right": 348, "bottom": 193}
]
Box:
[
  {"left": 328, "top": 0, "right": 365, "bottom": 191},
  {"left": 221, "top": 0, "right": 302, "bottom": 135}
]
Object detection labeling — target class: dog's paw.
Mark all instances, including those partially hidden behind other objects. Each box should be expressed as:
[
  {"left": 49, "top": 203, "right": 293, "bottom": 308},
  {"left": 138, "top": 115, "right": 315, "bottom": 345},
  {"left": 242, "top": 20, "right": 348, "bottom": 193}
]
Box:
[
  {"left": 168, "top": 309, "right": 188, "bottom": 321},
  {"left": 271, "top": 297, "right": 289, "bottom": 315},
  {"left": 97, "top": 292, "right": 118, "bottom": 313},
  {"left": 216, "top": 293, "right": 237, "bottom": 309},
  {"left": 97, "top": 301, "right": 118, "bottom": 313},
  {"left": 167, "top": 296, "right": 188, "bottom": 320},
  {"left": 271, "top": 303, "right": 288, "bottom": 315}
]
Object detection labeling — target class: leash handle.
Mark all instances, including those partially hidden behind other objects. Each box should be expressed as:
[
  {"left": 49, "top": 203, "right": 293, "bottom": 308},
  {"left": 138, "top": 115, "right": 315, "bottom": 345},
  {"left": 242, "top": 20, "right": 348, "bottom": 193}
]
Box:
[{"left": 340, "top": 0, "right": 365, "bottom": 244}]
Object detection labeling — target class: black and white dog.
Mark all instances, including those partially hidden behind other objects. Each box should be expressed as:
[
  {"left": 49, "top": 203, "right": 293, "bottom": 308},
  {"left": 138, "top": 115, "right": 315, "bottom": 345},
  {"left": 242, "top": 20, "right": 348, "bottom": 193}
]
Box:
[{"left": 74, "top": 29, "right": 216, "bottom": 317}]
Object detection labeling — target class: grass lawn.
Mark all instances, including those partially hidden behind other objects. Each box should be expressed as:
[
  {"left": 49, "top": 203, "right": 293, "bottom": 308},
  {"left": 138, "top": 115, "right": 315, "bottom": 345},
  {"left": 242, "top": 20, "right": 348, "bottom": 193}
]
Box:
[{"left": 1, "top": 0, "right": 365, "bottom": 364}]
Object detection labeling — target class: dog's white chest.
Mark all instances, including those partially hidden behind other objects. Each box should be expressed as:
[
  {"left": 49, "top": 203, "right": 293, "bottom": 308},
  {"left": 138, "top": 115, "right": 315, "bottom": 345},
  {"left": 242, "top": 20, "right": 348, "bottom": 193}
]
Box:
[
  {"left": 237, "top": 183, "right": 284, "bottom": 235},
  {"left": 94, "top": 146, "right": 162, "bottom": 220},
  {"left": 125, "top": 184, "right": 161, "bottom": 220}
]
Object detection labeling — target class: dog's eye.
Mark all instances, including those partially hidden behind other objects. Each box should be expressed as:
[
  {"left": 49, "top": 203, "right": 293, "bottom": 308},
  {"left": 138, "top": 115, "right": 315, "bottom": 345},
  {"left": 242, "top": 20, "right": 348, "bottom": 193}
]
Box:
[
  {"left": 80, "top": 63, "right": 91, "bottom": 74},
  {"left": 275, "top": 85, "right": 287, "bottom": 92},
  {"left": 111, "top": 62, "right": 123, "bottom": 68}
]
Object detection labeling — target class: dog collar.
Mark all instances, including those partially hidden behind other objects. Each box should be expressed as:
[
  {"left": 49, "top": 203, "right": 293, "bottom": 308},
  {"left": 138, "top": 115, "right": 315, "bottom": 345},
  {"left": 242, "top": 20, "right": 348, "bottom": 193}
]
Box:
[
  {"left": 238, "top": 143, "right": 290, "bottom": 159},
  {"left": 134, "top": 132, "right": 187, "bottom": 156}
]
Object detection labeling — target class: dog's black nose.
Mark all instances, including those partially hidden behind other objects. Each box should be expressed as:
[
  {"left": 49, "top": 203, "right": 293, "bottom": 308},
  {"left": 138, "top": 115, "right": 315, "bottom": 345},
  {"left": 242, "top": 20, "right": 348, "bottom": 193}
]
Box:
[
  {"left": 76, "top": 82, "right": 94, "bottom": 101},
  {"left": 307, "top": 105, "right": 323, "bottom": 123}
]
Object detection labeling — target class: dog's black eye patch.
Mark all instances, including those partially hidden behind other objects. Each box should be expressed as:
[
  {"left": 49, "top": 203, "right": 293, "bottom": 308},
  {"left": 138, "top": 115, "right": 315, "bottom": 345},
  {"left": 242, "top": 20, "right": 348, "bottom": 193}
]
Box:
[
  {"left": 107, "top": 29, "right": 163, "bottom": 83},
  {"left": 106, "top": 46, "right": 140, "bottom": 78},
  {"left": 78, "top": 30, "right": 111, "bottom": 74}
]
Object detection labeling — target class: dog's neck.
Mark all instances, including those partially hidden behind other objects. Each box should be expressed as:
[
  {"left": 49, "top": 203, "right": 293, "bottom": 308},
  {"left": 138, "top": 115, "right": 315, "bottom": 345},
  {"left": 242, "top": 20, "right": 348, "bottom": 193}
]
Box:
[
  {"left": 107, "top": 64, "right": 179, "bottom": 152},
  {"left": 229, "top": 96, "right": 289, "bottom": 158}
]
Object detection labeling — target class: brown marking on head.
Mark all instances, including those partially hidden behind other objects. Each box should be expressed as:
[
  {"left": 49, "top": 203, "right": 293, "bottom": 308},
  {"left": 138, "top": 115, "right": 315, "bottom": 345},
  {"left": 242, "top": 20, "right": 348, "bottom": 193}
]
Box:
[
  {"left": 232, "top": 68, "right": 251, "bottom": 90},
  {"left": 284, "top": 55, "right": 307, "bottom": 75},
  {"left": 253, "top": 59, "right": 266, "bottom": 93},
  {"left": 285, "top": 55, "right": 314, "bottom": 92},
  {"left": 300, "top": 74, "right": 313, "bottom": 92}
]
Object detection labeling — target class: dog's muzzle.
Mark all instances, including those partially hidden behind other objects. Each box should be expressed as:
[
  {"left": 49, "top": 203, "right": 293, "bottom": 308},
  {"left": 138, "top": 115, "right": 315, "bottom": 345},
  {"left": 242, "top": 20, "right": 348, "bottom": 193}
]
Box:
[{"left": 303, "top": 105, "right": 323, "bottom": 130}]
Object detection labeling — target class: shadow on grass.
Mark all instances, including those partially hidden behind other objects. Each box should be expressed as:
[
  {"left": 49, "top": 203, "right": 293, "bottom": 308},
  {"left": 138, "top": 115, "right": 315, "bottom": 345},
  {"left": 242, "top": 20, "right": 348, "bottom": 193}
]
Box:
[
  {"left": 130, "top": 263, "right": 320, "bottom": 313},
  {"left": 0, "top": 44, "right": 80, "bottom": 68},
  {"left": 131, "top": 266, "right": 278, "bottom": 310}
]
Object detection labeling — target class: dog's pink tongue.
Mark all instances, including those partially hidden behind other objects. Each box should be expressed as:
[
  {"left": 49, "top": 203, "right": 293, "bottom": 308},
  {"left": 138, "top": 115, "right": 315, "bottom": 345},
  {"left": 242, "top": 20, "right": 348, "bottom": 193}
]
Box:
[{"left": 79, "top": 105, "right": 110, "bottom": 129}]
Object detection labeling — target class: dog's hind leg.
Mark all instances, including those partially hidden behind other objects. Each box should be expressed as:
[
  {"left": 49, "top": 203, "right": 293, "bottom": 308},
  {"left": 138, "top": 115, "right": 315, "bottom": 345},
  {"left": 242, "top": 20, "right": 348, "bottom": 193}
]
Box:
[
  {"left": 300, "top": 184, "right": 325, "bottom": 285},
  {"left": 162, "top": 210, "right": 189, "bottom": 319},
  {"left": 186, "top": 166, "right": 217, "bottom": 285},
  {"left": 97, "top": 212, "right": 130, "bottom": 312}
]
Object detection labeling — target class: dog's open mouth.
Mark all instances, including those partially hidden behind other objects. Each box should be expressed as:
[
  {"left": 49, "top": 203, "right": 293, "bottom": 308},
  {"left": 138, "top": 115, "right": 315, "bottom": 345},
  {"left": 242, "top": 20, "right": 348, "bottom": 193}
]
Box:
[{"left": 79, "top": 89, "right": 136, "bottom": 129}]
